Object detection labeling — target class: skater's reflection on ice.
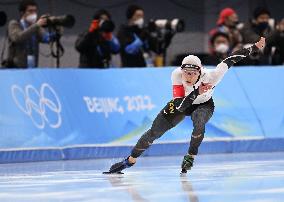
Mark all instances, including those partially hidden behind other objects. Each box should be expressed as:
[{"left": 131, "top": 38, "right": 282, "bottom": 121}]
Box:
[
  {"left": 180, "top": 176, "right": 199, "bottom": 202},
  {"left": 106, "top": 175, "right": 149, "bottom": 202}
]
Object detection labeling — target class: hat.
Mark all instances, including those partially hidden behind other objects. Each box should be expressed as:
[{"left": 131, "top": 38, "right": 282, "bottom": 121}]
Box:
[{"left": 217, "top": 8, "right": 236, "bottom": 25}]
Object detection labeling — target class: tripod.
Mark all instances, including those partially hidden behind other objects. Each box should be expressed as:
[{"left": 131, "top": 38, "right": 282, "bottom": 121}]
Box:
[
  {"left": 49, "top": 26, "right": 64, "bottom": 68},
  {"left": 153, "top": 29, "right": 174, "bottom": 67}
]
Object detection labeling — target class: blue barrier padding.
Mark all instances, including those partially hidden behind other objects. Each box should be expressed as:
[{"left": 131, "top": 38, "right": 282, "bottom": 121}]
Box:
[
  {"left": 146, "top": 138, "right": 284, "bottom": 156},
  {"left": 0, "top": 67, "right": 284, "bottom": 163},
  {"left": 0, "top": 148, "right": 63, "bottom": 163},
  {"left": 63, "top": 146, "right": 133, "bottom": 160},
  {"left": 0, "top": 138, "right": 284, "bottom": 163}
]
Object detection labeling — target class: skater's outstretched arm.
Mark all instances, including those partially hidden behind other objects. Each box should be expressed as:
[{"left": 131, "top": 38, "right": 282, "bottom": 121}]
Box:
[{"left": 209, "top": 37, "right": 266, "bottom": 85}]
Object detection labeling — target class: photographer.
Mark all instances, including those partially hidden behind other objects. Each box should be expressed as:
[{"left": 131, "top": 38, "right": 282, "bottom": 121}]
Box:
[
  {"left": 75, "top": 9, "right": 120, "bottom": 68},
  {"left": 5, "top": 0, "right": 54, "bottom": 68},
  {"left": 117, "top": 5, "right": 149, "bottom": 67}
]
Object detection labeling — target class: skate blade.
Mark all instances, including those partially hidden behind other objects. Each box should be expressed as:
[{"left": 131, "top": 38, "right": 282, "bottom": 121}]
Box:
[
  {"left": 179, "top": 172, "right": 187, "bottom": 177},
  {"left": 102, "top": 171, "right": 124, "bottom": 175},
  {"left": 180, "top": 169, "right": 187, "bottom": 176}
]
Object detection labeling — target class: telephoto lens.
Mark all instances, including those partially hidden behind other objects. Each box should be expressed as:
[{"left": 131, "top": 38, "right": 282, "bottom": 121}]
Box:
[{"left": 45, "top": 15, "right": 75, "bottom": 28}]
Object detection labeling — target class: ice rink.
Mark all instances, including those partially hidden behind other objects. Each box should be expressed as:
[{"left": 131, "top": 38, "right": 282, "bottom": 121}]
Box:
[{"left": 1, "top": 152, "right": 284, "bottom": 202}]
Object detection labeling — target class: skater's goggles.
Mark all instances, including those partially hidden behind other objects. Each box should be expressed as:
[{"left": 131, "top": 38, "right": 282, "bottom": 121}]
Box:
[{"left": 181, "top": 64, "right": 201, "bottom": 71}]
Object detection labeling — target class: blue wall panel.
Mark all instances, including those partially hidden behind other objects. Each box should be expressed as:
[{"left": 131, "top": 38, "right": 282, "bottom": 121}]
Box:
[{"left": 0, "top": 67, "right": 283, "bottom": 163}]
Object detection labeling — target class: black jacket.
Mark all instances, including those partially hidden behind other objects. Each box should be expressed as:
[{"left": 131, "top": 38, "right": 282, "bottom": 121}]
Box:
[
  {"left": 75, "top": 30, "right": 119, "bottom": 68},
  {"left": 203, "top": 53, "right": 227, "bottom": 66},
  {"left": 117, "top": 24, "right": 147, "bottom": 67},
  {"left": 264, "top": 30, "right": 284, "bottom": 65},
  {"left": 239, "top": 21, "right": 272, "bottom": 65}
]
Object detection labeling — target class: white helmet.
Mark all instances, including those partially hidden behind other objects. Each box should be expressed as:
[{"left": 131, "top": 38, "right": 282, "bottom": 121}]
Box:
[
  {"left": 181, "top": 55, "right": 202, "bottom": 70},
  {"left": 181, "top": 55, "right": 203, "bottom": 84}
]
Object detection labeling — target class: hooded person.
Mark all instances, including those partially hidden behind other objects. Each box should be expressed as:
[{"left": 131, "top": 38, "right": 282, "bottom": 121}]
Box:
[{"left": 104, "top": 37, "right": 266, "bottom": 175}]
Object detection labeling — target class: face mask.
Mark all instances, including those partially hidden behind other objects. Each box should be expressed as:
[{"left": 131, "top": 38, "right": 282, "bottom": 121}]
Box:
[
  {"left": 26, "top": 13, "right": 37, "bottom": 24},
  {"left": 229, "top": 20, "right": 239, "bottom": 28},
  {"left": 215, "top": 43, "right": 229, "bottom": 54},
  {"left": 256, "top": 22, "right": 268, "bottom": 31},
  {"left": 133, "top": 18, "right": 144, "bottom": 28}
]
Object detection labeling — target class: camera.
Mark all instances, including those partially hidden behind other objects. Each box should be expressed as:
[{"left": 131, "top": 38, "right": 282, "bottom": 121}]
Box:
[
  {"left": 99, "top": 20, "right": 115, "bottom": 32},
  {"left": 148, "top": 18, "right": 185, "bottom": 33},
  {"left": 145, "top": 18, "right": 185, "bottom": 66},
  {"left": 44, "top": 14, "right": 75, "bottom": 28},
  {"left": 0, "top": 11, "right": 7, "bottom": 27},
  {"left": 147, "top": 18, "right": 185, "bottom": 54}
]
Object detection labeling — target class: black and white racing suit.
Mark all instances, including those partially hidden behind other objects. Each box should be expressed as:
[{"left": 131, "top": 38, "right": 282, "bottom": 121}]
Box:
[{"left": 131, "top": 45, "right": 259, "bottom": 157}]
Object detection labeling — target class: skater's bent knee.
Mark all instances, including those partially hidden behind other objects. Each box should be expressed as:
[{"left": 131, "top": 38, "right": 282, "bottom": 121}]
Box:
[
  {"left": 191, "top": 133, "right": 203, "bottom": 139},
  {"left": 192, "top": 127, "right": 205, "bottom": 137},
  {"left": 128, "top": 156, "right": 136, "bottom": 164}
]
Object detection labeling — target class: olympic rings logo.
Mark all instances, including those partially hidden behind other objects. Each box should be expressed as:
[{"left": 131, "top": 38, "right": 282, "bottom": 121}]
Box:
[{"left": 11, "top": 83, "right": 62, "bottom": 129}]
